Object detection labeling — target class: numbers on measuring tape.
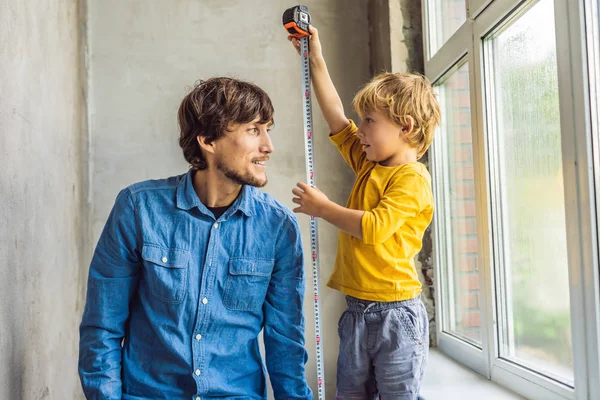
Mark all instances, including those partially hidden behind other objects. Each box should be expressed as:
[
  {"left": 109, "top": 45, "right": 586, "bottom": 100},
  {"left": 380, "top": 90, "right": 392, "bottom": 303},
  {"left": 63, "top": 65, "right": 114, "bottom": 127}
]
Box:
[{"left": 282, "top": 5, "right": 326, "bottom": 400}]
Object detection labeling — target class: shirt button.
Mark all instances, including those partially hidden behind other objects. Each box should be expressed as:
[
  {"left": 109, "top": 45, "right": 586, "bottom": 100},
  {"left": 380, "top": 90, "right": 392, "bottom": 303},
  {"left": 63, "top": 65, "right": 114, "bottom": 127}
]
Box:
[
  {"left": 195, "top": 334, "right": 202, "bottom": 341},
  {"left": 195, "top": 369, "right": 201, "bottom": 376},
  {"left": 202, "top": 298, "right": 208, "bottom": 305},
  {"left": 161, "top": 256, "right": 168, "bottom": 263},
  {"left": 213, "top": 223, "right": 219, "bottom": 229}
]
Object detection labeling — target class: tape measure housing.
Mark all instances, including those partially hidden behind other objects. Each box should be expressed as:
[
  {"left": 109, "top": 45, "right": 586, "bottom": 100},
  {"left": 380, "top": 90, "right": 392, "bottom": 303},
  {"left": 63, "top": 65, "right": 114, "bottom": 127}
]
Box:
[{"left": 282, "top": 5, "right": 311, "bottom": 38}]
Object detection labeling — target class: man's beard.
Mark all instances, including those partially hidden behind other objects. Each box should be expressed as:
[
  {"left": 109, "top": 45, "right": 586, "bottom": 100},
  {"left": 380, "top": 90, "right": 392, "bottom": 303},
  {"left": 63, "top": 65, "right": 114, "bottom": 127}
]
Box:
[{"left": 216, "top": 159, "right": 268, "bottom": 188}]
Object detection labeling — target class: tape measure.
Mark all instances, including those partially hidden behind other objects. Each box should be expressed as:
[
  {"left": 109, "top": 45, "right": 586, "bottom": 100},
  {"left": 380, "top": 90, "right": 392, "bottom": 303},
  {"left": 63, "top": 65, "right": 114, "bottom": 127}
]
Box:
[{"left": 282, "top": 5, "right": 325, "bottom": 400}]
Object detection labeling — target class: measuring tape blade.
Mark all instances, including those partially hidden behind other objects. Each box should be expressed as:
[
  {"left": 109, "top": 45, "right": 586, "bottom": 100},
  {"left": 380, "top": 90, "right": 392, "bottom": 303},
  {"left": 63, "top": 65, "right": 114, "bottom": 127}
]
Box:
[
  {"left": 282, "top": 5, "right": 325, "bottom": 400},
  {"left": 300, "top": 34, "right": 326, "bottom": 400}
]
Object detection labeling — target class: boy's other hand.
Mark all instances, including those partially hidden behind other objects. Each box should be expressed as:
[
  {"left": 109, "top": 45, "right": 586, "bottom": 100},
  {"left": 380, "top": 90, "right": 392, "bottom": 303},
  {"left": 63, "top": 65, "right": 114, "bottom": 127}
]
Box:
[
  {"left": 287, "top": 25, "right": 323, "bottom": 61},
  {"left": 292, "top": 182, "right": 330, "bottom": 217}
]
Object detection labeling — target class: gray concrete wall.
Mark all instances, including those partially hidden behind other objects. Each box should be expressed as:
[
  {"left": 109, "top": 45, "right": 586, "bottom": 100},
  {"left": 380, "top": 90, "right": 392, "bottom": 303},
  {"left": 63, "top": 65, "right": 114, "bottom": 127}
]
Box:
[
  {"left": 370, "top": 0, "right": 424, "bottom": 74},
  {"left": 87, "top": 1, "right": 369, "bottom": 398},
  {"left": 0, "top": 0, "right": 87, "bottom": 399},
  {"left": 369, "top": 0, "right": 393, "bottom": 75},
  {"left": 0, "top": 1, "right": 428, "bottom": 398}
]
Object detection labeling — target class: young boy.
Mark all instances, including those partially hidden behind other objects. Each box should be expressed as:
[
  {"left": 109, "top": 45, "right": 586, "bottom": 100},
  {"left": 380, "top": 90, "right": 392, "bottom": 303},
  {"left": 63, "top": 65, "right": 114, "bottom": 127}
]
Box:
[{"left": 289, "top": 26, "right": 441, "bottom": 399}]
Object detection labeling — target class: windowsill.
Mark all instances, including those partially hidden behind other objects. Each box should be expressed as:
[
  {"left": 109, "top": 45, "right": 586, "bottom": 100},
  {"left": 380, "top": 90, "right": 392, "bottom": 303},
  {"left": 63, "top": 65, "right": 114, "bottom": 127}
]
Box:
[{"left": 421, "top": 349, "right": 524, "bottom": 399}]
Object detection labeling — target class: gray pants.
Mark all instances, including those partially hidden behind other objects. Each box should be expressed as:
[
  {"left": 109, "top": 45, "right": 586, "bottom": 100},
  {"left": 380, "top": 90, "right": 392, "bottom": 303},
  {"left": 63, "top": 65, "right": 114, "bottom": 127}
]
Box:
[{"left": 335, "top": 295, "right": 429, "bottom": 400}]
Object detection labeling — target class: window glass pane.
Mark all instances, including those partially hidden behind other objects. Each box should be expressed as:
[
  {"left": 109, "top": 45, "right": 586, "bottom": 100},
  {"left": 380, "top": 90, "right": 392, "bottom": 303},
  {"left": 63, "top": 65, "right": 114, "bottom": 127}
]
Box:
[
  {"left": 434, "top": 62, "right": 482, "bottom": 346},
  {"left": 588, "top": 0, "right": 600, "bottom": 235},
  {"left": 583, "top": 0, "right": 600, "bottom": 387},
  {"left": 427, "top": 0, "right": 466, "bottom": 57},
  {"left": 486, "top": 0, "right": 573, "bottom": 383}
]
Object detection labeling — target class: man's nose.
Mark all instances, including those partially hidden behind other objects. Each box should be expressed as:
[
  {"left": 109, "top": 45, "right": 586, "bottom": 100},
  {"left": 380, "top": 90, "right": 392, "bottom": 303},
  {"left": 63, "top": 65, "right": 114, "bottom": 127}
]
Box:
[{"left": 261, "top": 131, "right": 275, "bottom": 153}]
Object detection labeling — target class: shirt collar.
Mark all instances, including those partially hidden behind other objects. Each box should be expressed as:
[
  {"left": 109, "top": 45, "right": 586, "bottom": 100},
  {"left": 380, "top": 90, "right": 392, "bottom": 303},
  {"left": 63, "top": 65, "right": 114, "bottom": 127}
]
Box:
[{"left": 176, "top": 169, "right": 255, "bottom": 217}]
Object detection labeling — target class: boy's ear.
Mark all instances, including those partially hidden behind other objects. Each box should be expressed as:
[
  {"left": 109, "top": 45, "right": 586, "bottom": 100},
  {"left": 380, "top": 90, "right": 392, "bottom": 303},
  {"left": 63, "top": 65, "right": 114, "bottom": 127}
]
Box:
[
  {"left": 400, "top": 115, "right": 416, "bottom": 136},
  {"left": 196, "top": 135, "right": 216, "bottom": 155}
]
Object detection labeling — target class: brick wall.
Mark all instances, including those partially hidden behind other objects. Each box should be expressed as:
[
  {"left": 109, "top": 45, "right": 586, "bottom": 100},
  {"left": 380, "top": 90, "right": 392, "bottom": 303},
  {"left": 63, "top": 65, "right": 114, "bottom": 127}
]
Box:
[{"left": 447, "top": 67, "right": 481, "bottom": 343}]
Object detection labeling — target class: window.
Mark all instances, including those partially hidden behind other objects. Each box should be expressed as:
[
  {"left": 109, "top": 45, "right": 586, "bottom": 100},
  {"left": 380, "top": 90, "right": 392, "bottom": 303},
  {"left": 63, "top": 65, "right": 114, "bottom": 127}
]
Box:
[
  {"left": 485, "top": 0, "right": 572, "bottom": 383},
  {"left": 424, "top": 0, "right": 600, "bottom": 398},
  {"left": 433, "top": 62, "right": 483, "bottom": 347},
  {"left": 426, "top": 0, "right": 467, "bottom": 57}
]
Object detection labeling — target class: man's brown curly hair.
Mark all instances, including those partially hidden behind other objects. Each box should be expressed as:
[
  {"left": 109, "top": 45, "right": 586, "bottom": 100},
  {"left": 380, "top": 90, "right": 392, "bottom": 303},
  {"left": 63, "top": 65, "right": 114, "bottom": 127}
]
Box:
[{"left": 178, "top": 77, "right": 274, "bottom": 170}]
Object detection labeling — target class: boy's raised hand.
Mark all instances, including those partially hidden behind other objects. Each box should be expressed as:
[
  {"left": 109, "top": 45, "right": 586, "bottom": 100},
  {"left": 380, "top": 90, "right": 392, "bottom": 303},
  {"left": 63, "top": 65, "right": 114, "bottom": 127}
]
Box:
[
  {"left": 292, "top": 182, "right": 330, "bottom": 217},
  {"left": 288, "top": 23, "right": 350, "bottom": 139},
  {"left": 287, "top": 25, "right": 323, "bottom": 61}
]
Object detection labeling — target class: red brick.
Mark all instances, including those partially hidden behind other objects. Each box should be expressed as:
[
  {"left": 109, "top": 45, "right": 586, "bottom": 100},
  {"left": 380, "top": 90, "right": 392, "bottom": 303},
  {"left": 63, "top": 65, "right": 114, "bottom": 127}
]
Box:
[
  {"left": 458, "top": 256, "right": 475, "bottom": 272},
  {"left": 458, "top": 92, "right": 471, "bottom": 108},
  {"left": 457, "top": 254, "right": 479, "bottom": 273},
  {"left": 458, "top": 110, "right": 470, "bottom": 126},
  {"left": 455, "top": 182, "right": 473, "bottom": 199},
  {"left": 457, "top": 70, "right": 470, "bottom": 88},
  {"left": 460, "top": 293, "right": 478, "bottom": 309},
  {"left": 460, "top": 274, "right": 480, "bottom": 291},
  {"left": 449, "top": 71, "right": 469, "bottom": 90},
  {"left": 457, "top": 237, "right": 478, "bottom": 253},
  {"left": 461, "top": 311, "right": 481, "bottom": 328},
  {"left": 454, "top": 128, "right": 472, "bottom": 144},
  {"left": 455, "top": 219, "right": 474, "bottom": 235},
  {"left": 455, "top": 200, "right": 476, "bottom": 217},
  {"left": 455, "top": 165, "right": 474, "bottom": 180},
  {"left": 453, "top": 147, "right": 470, "bottom": 163}
]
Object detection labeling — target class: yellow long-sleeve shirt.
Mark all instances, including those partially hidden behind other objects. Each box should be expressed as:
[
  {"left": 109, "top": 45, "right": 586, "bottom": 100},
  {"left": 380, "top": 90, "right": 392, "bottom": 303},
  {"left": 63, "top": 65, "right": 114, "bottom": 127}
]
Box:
[{"left": 327, "top": 120, "right": 434, "bottom": 301}]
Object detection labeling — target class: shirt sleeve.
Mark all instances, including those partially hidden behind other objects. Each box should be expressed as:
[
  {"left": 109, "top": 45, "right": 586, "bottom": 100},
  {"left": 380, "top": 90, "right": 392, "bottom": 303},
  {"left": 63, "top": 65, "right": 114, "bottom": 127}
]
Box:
[
  {"left": 263, "top": 214, "right": 312, "bottom": 400},
  {"left": 78, "top": 188, "right": 141, "bottom": 399},
  {"left": 361, "top": 173, "right": 430, "bottom": 245},
  {"left": 329, "top": 120, "right": 368, "bottom": 175}
]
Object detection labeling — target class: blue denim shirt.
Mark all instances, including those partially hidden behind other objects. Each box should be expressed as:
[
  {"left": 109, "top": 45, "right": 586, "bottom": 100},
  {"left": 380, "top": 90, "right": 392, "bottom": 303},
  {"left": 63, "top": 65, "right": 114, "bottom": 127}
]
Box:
[{"left": 79, "top": 170, "right": 312, "bottom": 400}]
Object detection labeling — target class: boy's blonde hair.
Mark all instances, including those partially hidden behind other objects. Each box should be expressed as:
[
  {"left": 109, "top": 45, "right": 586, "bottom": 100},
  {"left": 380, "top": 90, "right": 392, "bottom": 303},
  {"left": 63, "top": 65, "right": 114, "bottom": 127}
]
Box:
[{"left": 352, "top": 72, "right": 441, "bottom": 159}]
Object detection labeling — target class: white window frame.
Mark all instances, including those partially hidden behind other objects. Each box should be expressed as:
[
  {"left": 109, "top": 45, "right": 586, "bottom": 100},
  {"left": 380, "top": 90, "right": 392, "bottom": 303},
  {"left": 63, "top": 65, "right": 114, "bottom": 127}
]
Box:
[{"left": 423, "top": 0, "right": 600, "bottom": 399}]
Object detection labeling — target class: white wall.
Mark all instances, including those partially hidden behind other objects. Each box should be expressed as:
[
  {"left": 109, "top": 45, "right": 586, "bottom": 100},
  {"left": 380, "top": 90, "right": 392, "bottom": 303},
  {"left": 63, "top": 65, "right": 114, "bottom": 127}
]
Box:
[
  {"left": 0, "top": 0, "right": 87, "bottom": 398},
  {"left": 87, "top": 1, "right": 370, "bottom": 398}
]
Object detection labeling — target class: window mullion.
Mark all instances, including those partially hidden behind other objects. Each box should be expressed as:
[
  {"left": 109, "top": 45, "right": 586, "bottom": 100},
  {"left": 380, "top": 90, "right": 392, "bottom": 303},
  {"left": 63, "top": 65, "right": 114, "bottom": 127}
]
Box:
[{"left": 469, "top": 17, "right": 495, "bottom": 380}]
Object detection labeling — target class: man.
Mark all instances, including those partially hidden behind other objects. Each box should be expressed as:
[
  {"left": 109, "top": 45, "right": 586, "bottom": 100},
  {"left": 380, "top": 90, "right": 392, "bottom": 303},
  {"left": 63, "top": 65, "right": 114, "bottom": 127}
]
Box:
[{"left": 78, "top": 77, "right": 312, "bottom": 400}]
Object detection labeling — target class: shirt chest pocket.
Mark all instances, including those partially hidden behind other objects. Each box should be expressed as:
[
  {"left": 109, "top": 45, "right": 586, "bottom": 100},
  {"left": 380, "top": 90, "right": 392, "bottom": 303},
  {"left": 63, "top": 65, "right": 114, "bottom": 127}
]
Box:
[
  {"left": 224, "top": 258, "right": 274, "bottom": 312},
  {"left": 141, "top": 244, "right": 190, "bottom": 304}
]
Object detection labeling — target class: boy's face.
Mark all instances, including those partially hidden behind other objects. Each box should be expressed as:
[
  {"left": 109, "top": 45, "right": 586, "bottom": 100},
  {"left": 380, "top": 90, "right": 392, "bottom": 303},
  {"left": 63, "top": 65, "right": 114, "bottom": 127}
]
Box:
[
  {"left": 356, "top": 109, "right": 407, "bottom": 165},
  {"left": 209, "top": 116, "right": 274, "bottom": 187}
]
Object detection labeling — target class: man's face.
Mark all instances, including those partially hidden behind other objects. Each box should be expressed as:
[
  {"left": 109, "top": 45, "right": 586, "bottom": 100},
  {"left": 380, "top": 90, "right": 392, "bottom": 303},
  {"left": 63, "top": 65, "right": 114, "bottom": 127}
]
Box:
[{"left": 213, "top": 117, "right": 274, "bottom": 187}]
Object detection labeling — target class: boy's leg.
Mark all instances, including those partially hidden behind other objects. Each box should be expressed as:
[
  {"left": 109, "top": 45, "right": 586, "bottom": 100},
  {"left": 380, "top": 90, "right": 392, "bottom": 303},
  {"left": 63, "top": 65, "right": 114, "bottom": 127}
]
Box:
[
  {"left": 371, "top": 298, "right": 429, "bottom": 400},
  {"left": 335, "top": 297, "right": 375, "bottom": 400},
  {"left": 365, "top": 371, "right": 379, "bottom": 400}
]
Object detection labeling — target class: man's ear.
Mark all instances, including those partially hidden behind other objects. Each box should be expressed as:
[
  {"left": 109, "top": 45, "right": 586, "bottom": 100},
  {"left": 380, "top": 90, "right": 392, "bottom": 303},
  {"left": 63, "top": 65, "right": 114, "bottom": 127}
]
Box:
[{"left": 196, "top": 135, "right": 216, "bottom": 155}]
